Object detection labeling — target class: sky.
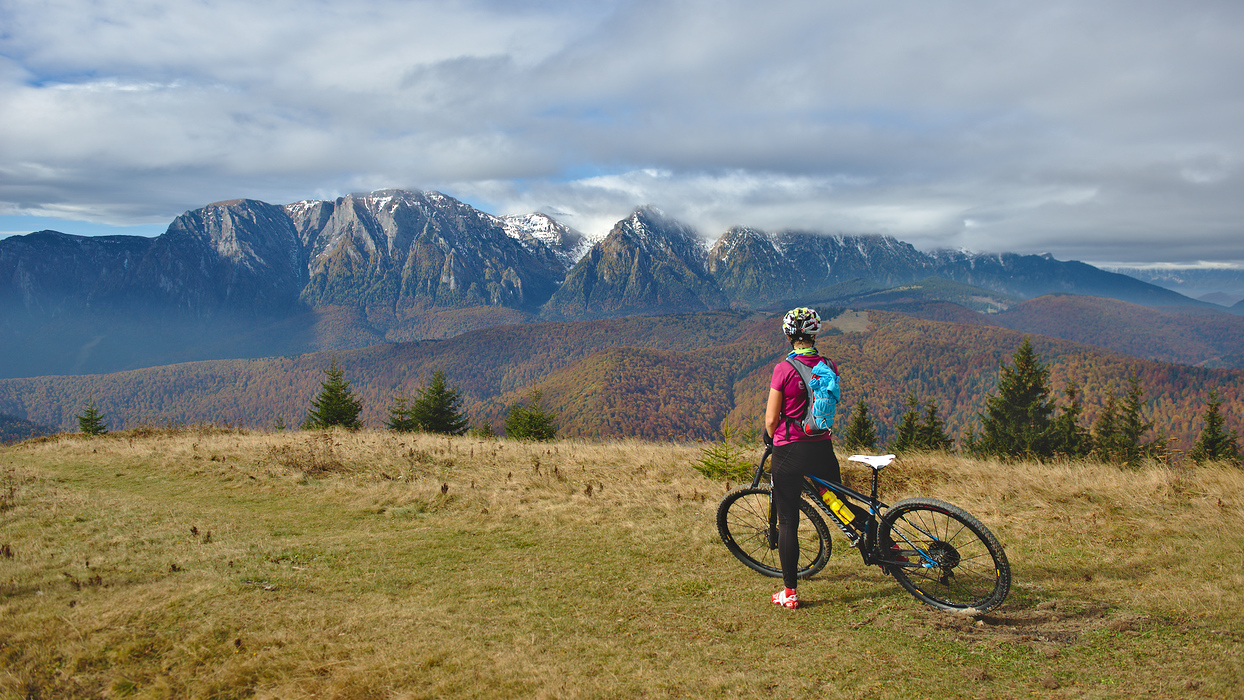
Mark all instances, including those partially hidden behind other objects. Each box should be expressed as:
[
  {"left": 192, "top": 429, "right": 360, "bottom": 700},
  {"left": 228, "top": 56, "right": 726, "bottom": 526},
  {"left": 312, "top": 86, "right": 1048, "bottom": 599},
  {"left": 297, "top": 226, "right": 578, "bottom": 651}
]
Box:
[{"left": 1, "top": 0, "right": 1242, "bottom": 267}]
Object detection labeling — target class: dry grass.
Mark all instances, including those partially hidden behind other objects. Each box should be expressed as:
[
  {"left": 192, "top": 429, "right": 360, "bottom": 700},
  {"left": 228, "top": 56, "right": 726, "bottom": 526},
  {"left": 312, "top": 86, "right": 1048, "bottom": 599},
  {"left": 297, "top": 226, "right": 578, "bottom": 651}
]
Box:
[{"left": 2, "top": 430, "right": 1242, "bottom": 698}]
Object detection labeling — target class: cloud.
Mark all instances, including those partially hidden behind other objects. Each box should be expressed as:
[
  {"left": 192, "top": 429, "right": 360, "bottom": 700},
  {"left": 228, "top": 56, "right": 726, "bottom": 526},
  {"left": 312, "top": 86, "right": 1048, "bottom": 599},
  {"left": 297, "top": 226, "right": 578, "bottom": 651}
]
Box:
[{"left": 1, "top": 0, "right": 1242, "bottom": 264}]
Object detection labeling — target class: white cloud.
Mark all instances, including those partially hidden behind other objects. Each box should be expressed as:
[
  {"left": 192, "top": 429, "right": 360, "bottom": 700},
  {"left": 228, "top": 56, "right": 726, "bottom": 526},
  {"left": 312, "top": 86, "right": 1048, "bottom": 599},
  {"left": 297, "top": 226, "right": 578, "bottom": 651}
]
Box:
[{"left": 1, "top": 0, "right": 1242, "bottom": 264}]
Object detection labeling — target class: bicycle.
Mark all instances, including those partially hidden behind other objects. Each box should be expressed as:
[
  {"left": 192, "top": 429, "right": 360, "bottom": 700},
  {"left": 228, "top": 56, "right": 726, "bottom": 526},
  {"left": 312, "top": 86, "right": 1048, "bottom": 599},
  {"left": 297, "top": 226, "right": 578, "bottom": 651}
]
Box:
[{"left": 716, "top": 448, "right": 1011, "bottom": 613}]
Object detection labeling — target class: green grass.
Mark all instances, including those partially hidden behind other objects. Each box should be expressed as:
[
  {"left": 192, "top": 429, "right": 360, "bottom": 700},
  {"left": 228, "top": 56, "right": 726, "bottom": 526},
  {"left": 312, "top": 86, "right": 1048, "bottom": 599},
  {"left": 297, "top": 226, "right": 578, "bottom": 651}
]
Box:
[{"left": 2, "top": 429, "right": 1242, "bottom": 698}]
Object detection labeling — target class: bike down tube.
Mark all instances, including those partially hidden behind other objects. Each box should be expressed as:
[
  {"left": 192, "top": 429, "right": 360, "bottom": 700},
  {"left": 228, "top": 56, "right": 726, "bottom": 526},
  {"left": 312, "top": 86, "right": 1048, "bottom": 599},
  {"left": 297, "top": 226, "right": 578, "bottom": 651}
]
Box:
[
  {"left": 805, "top": 484, "right": 862, "bottom": 548},
  {"left": 805, "top": 474, "right": 895, "bottom": 567}
]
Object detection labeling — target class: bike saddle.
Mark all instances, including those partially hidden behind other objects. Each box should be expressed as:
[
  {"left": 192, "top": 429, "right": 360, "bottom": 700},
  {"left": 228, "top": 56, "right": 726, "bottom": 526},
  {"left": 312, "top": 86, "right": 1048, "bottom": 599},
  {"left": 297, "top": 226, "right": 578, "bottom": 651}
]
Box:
[{"left": 848, "top": 454, "right": 896, "bottom": 470}]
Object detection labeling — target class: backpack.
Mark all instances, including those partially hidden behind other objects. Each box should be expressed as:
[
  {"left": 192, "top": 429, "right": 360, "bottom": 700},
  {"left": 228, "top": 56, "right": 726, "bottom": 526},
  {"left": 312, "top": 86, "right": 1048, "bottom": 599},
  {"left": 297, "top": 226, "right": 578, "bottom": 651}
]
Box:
[{"left": 782, "top": 357, "right": 841, "bottom": 437}]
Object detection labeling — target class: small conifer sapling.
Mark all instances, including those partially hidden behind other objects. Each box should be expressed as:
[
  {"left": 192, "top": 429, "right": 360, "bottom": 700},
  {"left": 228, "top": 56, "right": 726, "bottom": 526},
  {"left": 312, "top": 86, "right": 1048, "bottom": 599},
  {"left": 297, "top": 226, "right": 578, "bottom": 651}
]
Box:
[{"left": 76, "top": 399, "right": 108, "bottom": 436}]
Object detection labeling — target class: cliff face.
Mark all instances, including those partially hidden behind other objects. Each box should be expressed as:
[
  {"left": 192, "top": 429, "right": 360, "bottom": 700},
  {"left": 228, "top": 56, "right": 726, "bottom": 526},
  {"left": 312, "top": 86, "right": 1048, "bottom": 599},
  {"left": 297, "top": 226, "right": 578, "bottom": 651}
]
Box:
[
  {"left": 130, "top": 199, "right": 307, "bottom": 316},
  {"left": 288, "top": 190, "right": 570, "bottom": 313}
]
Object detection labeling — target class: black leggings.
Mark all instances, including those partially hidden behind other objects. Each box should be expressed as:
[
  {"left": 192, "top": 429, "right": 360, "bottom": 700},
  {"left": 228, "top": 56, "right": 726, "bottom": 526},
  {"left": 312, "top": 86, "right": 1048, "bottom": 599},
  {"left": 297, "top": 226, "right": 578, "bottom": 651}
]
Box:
[{"left": 770, "top": 440, "right": 840, "bottom": 590}]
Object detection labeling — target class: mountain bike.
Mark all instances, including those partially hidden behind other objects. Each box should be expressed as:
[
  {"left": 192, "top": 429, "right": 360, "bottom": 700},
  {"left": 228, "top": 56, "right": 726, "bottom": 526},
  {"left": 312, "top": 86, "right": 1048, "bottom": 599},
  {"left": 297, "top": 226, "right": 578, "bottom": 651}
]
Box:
[{"left": 716, "top": 448, "right": 1011, "bottom": 613}]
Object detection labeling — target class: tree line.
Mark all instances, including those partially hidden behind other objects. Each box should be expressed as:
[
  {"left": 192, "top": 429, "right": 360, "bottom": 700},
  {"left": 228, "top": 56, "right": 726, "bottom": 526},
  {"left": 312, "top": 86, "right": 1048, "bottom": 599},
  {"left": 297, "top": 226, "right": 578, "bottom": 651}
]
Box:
[
  {"left": 75, "top": 358, "right": 560, "bottom": 442},
  {"left": 66, "top": 333, "right": 1240, "bottom": 464},
  {"left": 838, "top": 339, "right": 1240, "bottom": 466}
]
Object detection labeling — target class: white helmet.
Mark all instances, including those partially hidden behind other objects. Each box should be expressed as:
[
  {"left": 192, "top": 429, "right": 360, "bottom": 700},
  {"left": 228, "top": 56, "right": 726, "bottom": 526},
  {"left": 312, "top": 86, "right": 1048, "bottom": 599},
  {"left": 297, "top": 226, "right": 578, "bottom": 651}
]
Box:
[{"left": 782, "top": 307, "right": 821, "bottom": 339}]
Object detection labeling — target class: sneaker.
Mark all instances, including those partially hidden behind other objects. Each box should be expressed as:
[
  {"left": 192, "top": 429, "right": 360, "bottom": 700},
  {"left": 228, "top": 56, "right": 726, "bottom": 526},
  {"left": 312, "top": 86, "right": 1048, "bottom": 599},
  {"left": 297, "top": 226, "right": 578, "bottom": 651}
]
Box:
[{"left": 771, "top": 588, "right": 799, "bottom": 609}]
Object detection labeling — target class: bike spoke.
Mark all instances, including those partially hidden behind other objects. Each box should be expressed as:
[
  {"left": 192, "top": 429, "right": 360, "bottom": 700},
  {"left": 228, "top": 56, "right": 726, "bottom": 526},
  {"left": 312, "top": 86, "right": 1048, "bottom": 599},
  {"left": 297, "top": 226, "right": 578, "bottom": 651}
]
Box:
[
  {"left": 717, "top": 488, "right": 831, "bottom": 579},
  {"left": 883, "top": 499, "right": 1010, "bottom": 611}
]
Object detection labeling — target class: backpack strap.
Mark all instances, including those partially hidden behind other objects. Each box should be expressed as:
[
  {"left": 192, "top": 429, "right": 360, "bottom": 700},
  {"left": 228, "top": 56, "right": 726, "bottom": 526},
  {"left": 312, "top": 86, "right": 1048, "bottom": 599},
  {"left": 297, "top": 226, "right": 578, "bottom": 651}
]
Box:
[{"left": 780, "top": 357, "right": 819, "bottom": 439}]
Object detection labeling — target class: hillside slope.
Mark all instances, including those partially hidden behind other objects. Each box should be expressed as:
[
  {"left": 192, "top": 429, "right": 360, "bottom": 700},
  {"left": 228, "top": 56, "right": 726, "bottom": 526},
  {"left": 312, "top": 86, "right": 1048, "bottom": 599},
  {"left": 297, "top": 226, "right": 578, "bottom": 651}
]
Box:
[
  {"left": 985, "top": 295, "right": 1244, "bottom": 368},
  {"left": 1, "top": 310, "right": 1238, "bottom": 453}
]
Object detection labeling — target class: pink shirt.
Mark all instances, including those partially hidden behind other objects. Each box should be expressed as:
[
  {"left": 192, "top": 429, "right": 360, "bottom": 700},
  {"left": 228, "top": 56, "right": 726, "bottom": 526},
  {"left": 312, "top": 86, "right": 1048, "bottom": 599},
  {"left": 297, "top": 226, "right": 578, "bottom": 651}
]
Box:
[{"left": 770, "top": 354, "right": 836, "bottom": 446}]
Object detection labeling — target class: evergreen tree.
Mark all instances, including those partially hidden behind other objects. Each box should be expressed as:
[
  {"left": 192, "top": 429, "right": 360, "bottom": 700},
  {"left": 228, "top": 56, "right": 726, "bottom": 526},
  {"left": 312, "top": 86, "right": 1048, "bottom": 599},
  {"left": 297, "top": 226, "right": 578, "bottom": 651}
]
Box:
[
  {"left": 505, "top": 391, "right": 557, "bottom": 441},
  {"left": 973, "top": 339, "right": 1056, "bottom": 460},
  {"left": 1048, "top": 380, "right": 1092, "bottom": 458},
  {"left": 1189, "top": 389, "right": 1240, "bottom": 465},
  {"left": 76, "top": 399, "right": 108, "bottom": 436},
  {"left": 916, "top": 400, "right": 954, "bottom": 452},
  {"left": 409, "top": 371, "right": 469, "bottom": 435},
  {"left": 1092, "top": 395, "right": 1120, "bottom": 460},
  {"left": 890, "top": 394, "right": 920, "bottom": 453},
  {"left": 961, "top": 423, "right": 980, "bottom": 455},
  {"left": 693, "top": 420, "right": 752, "bottom": 480},
  {"left": 841, "top": 399, "right": 878, "bottom": 451},
  {"left": 385, "top": 396, "right": 418, "bottom": 432},
  {"left": 1115, "top": 373, "right": 1154, "bottom": 468},
  {"left": 301, "top": 359, "right": 363, "bottom": 430}
]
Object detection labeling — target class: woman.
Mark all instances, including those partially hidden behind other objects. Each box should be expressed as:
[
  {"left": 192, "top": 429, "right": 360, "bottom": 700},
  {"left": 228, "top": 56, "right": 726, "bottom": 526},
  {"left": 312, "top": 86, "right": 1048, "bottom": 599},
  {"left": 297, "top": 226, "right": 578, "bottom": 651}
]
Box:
[{"left": 764, "top": 307, "right": 841, "bottom": 609}]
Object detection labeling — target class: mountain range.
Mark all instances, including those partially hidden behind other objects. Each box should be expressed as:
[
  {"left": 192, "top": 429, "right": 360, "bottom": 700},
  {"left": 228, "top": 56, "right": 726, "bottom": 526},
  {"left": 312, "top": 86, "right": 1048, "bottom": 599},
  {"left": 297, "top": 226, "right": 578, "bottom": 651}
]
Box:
[{"left": 2, "top": 189, "right": 1221, "bottom": 379}]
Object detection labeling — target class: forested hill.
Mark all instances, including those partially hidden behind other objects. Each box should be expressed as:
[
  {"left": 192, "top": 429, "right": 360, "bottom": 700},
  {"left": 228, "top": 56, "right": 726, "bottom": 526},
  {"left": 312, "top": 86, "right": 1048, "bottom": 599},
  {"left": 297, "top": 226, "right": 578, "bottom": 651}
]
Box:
[
  {"left": 0, "top": 310, "right": 1239, "bottom": 453},
  {"left": 0, "top": 414, "right": 53, "bottom": 444}
]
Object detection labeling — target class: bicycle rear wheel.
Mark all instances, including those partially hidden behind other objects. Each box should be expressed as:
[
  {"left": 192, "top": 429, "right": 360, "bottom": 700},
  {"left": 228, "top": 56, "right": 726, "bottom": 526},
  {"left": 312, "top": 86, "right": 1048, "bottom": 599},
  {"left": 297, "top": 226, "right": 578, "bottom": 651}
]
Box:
[
  {"left": 880, "top": 497, "right": 1011, "bottom": 613},
  {"left": 716, "top": 487, "right": 831, "bottom": 579}
]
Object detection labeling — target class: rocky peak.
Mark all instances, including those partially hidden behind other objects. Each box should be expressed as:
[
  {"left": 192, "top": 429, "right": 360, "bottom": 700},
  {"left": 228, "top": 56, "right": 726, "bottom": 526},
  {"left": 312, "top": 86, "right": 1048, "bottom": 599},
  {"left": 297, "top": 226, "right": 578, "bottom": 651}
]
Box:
[
  {"left": 501, "top": 212, "right": 586, "bottom": 268},
  {"left": 141, "top": 198, "right": 306, "bottom": 315},
  {"left": 541, "top": 206, "right": 724, "bottom": 320},
  {"left": 169, "top": 199, "right": 303, "bottom": 274}
]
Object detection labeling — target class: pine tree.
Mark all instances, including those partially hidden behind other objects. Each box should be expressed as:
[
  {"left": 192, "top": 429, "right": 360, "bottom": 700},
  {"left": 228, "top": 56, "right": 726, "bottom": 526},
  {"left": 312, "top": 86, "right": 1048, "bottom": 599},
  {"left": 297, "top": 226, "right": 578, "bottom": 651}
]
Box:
[
  {"left": 76, "top": 399, "right": 108, "bottom": 436},
  {"left": 1092, "top": 395, "right": 1120, "bottom": 461},
  {"left": 385, "top": 396, "right": 418, "bottom": 432},
  {"left": 841, "top": 399, "right": 878, "bottom": 451},
  {"left": 973, "top": 339, "right": 1056, "bottom": 460},
  {"left": 890, "top": 394, "right": 920, "bottom": 453},
  {"left": 916, "top": 400, "right": 953, "bottom": 452},
  {"left": 409, "top": 371, "right": 469, "bottom": 435},
  {"left": 1189, "top": 389, "right": 1240, "bottom": 465},
  {"left": 693, "top": 420, "right": 752, "bottom": 480},
  {"left": 1048, "top": 380, "right": 1092, "bottom": 458},
  {"left": 505, "top": 391, "right": 557, "bottom": 441},
  {"left": 301, "top": 359, "right": 363, "bottom": 430},
  {"left": 1115, "top": 373, "right": 1154, "bottom": 468}
]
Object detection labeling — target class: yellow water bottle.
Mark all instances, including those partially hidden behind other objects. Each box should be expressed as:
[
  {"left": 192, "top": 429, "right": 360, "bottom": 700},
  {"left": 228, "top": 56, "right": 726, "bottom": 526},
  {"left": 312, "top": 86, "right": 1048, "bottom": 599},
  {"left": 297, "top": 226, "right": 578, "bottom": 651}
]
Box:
[{"left": 825, "top": 493, "right": 855, "bottom": 525}]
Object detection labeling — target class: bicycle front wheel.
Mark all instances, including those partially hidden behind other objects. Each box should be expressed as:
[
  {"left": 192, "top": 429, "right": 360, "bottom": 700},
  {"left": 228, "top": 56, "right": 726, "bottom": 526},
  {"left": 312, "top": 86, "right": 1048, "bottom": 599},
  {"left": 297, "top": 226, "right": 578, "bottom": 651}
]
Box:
[
  {"left": 880, "top": 497, "right": 1011, "bottom": 613},
  {"left": 716, "top": 487, "right": 831, "bottom": 579}
]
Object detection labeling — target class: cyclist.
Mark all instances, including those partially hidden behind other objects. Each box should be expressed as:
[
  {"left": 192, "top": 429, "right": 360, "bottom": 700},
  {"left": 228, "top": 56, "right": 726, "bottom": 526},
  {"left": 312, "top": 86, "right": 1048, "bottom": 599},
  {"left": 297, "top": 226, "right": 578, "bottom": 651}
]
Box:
[{"left": 764, "top": 307, "right": 841, "bottom": 609}]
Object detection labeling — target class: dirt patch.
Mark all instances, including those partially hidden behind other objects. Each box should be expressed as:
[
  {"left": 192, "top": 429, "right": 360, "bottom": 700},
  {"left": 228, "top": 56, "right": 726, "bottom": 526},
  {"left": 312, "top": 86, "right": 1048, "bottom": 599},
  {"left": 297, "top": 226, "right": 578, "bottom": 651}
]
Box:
[
  {"left": 827, "top": 310, "right": 871, "bottom": 334},
  {"left": 890, "top": 598, "right": 1152, "bottom": 650}
]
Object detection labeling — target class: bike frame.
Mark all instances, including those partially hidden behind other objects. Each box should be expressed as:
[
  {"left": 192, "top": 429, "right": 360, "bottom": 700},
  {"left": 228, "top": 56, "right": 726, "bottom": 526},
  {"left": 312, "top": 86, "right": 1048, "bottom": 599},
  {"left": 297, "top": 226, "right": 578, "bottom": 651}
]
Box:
[{"left": 749, "top": 446, "right": 908, "bottom": 570}]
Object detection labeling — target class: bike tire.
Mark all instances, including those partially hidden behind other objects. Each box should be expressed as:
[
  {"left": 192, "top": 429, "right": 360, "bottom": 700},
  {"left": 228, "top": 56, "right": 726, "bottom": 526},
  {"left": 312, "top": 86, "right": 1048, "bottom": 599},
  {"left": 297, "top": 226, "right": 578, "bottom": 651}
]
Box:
[
  {"left": 717, "top": 487, "right": 831, "bottom": 579},
  {"left": 880, "top": 497, "right": 1011, "bottom": 613}
]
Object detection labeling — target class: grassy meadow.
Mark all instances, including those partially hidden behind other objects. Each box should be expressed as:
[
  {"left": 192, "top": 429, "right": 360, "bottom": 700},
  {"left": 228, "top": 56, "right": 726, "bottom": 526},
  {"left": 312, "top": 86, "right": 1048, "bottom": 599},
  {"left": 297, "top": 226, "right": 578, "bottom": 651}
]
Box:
[{"left": 1, "top": 428, "right": 1242, "bottom": 699}]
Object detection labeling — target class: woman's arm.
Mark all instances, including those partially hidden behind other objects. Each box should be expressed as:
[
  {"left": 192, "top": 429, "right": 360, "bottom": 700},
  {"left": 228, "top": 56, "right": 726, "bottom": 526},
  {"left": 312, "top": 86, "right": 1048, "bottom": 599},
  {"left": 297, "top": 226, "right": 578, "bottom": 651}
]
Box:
[{"left": 764, "top": 387, "right": 782, "bottom": 440}]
